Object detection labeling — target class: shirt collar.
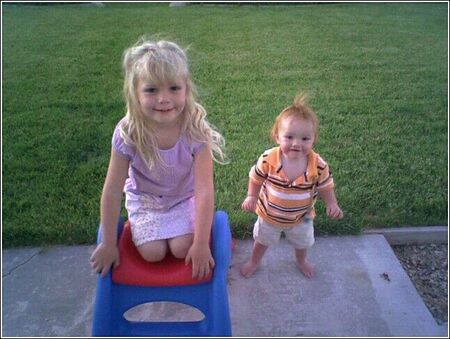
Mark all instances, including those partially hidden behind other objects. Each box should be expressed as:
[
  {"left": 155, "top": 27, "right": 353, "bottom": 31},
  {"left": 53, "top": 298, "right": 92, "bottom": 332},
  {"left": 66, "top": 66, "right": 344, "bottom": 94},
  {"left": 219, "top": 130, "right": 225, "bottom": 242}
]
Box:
[{"left": 266, "top": 147, "right": 319, "bottom": 180}]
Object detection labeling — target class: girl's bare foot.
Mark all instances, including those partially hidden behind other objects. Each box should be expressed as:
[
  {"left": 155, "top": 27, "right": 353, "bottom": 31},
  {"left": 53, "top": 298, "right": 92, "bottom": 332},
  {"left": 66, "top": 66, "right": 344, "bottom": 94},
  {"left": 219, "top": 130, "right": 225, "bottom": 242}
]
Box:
[
  {"left": 296, "top": 259, "right": 315, "bottom": 278},
  {"left": 240, "top": 260, "right": 259, "bottom": 278}
]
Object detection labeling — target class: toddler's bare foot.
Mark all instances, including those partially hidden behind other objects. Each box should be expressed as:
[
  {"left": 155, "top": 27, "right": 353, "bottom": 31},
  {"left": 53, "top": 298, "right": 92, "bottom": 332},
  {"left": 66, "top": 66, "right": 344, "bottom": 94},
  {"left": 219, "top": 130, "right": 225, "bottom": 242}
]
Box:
[
  {"left": 240, "top": 260, "right": 259, "bottom": 278},
  {"left": 296, "top": 260, "right": 315, "bottom": 278}
]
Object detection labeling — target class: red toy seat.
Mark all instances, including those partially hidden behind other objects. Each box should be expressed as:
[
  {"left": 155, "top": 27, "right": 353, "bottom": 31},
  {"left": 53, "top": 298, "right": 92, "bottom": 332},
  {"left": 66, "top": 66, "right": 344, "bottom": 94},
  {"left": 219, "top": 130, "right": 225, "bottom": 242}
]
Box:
[{"left": 112, "top": 221, "right": 212, "bottom": 286}]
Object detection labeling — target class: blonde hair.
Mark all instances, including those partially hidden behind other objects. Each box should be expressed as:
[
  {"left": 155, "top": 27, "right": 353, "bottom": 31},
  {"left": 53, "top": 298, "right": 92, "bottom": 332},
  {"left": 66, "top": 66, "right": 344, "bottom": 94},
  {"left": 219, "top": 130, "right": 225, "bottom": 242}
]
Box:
[
  {"left": 120, "top": 37, "right": 227, "bottom": 170},
  {"left": 271, "top": 92, "right": 319, "bottom": 143}
]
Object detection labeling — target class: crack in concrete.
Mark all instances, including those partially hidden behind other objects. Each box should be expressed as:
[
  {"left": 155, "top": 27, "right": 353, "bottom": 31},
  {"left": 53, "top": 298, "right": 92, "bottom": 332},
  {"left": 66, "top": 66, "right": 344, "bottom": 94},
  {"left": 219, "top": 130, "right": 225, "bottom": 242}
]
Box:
[{"left": 2, "top": 249, "right": 44, "bottom": 278}]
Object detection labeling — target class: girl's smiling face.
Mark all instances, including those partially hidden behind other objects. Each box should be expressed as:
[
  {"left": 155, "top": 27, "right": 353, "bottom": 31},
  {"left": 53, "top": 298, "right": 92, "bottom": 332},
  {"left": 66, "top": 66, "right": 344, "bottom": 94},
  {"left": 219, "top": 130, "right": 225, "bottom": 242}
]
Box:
[
  {"left": 137, "top": 79, "right": 187, "bottom": 126},
  {"left": 276, "top": 116, "right": 315, "bottom": 160}
]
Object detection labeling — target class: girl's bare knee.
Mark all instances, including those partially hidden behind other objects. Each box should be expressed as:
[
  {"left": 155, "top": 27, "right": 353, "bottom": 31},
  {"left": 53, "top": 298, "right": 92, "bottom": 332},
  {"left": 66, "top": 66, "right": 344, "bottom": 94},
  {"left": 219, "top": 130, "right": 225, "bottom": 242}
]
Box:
[
  {"left": 169, "top": 234, "right": 194, "bottom": 259},
  {"left": 137, "top": 240, "right": 168, "bottom": 262}
]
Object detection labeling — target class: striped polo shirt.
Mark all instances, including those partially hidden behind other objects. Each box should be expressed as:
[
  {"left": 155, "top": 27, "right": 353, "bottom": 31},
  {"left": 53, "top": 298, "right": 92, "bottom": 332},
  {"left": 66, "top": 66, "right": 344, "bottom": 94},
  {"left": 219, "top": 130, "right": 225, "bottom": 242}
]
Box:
[{"left": 249, "top": 147, "right": 334, "bottom": 227}]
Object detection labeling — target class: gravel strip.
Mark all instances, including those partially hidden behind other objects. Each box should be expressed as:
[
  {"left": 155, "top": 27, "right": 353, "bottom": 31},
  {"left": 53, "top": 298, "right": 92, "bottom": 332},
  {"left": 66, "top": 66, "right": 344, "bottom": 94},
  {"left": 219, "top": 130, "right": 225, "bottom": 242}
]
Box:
[{"left": 392, "top": 243, "right": 448, "bottom": 325}]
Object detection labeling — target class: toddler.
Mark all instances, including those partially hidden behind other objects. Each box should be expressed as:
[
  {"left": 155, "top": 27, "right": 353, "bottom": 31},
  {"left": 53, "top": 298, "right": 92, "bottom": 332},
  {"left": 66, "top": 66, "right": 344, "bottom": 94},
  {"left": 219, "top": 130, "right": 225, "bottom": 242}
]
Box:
[{"left": 241, "top": 93, "right": 343, "bottom": 278}]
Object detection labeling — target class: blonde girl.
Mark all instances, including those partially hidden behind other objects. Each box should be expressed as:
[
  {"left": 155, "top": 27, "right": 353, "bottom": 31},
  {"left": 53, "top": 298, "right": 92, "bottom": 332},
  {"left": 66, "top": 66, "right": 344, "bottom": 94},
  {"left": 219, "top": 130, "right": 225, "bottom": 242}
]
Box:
[{"left": 90, "top": 37, "right": 227, "bottom": 280}]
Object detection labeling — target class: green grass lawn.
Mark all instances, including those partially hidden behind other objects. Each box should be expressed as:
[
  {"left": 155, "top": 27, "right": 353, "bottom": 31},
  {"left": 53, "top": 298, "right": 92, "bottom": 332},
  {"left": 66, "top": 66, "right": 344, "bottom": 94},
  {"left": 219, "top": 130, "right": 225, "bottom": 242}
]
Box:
[{"left": 2, "top": 2, "right": 448, "bottom": 247}]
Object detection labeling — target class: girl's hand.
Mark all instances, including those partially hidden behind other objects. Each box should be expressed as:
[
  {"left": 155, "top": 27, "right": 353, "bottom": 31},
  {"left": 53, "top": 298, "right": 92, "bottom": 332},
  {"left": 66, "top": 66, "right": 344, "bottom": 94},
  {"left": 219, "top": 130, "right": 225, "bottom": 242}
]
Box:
[
  {"left": 326, "top": 203, "right": 344, "bottom": 220},
  {"left": 89, "top": 243, "right": 120, "bottom": 277},
  {"left": 241, "top": 196, "right": 258, "bottom": 212},
  {"left": 185, "top": 242, "right": 215, "bottom": 280}
]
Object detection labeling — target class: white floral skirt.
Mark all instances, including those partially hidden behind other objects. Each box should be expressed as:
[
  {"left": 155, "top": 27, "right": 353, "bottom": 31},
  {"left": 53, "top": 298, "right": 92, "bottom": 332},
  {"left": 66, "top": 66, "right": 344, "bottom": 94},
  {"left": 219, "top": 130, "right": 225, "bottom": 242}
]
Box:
[{"left": 125, "top": 192, "right": 195, "bottom": 247}]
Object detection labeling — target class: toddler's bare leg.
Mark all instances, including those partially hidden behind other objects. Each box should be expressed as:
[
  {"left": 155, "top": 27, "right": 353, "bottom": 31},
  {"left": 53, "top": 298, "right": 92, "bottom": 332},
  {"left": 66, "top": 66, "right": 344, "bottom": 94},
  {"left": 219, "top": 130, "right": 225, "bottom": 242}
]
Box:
[
  {"left": 295, "top": 248, "right": 315, "bottom": 278},
  {"left": 240, "top": 241, "right": 268, "bottom": 278}
]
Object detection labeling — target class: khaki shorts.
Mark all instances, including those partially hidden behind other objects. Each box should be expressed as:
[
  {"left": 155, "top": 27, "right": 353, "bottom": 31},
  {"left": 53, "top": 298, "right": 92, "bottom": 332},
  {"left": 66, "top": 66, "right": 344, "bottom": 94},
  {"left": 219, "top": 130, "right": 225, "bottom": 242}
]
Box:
[{"left": 253, "top": 215, "right": 315, "bottom": 249}]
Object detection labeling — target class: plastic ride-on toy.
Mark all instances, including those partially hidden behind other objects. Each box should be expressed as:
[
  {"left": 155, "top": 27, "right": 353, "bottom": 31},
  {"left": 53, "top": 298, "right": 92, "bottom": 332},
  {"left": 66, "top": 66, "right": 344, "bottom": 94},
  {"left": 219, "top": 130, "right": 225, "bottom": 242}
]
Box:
[{"left": 92, "top": 210, "right": 232, "bottom": 336}]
